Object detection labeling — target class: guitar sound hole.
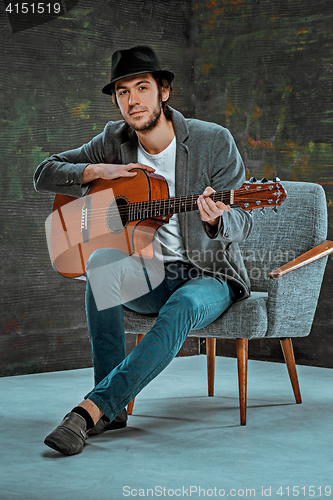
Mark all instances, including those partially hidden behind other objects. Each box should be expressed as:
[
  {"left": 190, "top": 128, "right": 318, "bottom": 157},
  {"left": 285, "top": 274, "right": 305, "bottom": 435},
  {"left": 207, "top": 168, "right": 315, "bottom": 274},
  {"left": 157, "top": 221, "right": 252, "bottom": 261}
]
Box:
[{"left": 105, "top": 196, "right": 130, "bottom": 234}]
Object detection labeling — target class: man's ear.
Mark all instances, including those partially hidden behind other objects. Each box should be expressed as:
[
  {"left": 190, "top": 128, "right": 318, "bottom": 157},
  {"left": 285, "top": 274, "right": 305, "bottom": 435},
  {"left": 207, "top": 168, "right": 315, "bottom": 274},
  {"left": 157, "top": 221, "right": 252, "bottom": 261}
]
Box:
[{"left": 161, "top": 86, "right": 170, "bottom": 102}]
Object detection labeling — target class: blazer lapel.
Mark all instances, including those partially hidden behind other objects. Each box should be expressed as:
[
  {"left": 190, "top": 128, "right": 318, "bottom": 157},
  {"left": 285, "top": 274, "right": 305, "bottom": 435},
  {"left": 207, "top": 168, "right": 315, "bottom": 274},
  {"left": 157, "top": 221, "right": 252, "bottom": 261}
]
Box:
[
  {"left": 171, "top": 108, "right": 190, "bottom": 246},
  {"left": 120, "top": 127, "right": 138, "bottom": 164}
]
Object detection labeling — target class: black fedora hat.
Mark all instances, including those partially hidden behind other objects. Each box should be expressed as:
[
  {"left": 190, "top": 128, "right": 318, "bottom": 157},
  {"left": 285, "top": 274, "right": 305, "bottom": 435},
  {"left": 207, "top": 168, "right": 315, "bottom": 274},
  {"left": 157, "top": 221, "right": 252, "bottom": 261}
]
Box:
[{"left": 102, "top": 45, "right": 174, "bottom": 95}]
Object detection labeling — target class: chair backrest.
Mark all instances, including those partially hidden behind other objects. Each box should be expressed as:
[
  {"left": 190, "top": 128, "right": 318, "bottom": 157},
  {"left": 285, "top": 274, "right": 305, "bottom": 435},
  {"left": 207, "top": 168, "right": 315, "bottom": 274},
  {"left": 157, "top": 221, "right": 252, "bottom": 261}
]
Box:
[{"left": 239, "top": 181, "right": 328, "bottom": 292}]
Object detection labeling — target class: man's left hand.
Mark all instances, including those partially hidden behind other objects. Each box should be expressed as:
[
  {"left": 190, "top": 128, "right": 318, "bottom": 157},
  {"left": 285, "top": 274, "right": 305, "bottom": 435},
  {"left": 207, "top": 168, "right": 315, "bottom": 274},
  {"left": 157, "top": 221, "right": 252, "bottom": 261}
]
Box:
[{"left": 197, "top": 186, "right": 230, "bottom": 226}]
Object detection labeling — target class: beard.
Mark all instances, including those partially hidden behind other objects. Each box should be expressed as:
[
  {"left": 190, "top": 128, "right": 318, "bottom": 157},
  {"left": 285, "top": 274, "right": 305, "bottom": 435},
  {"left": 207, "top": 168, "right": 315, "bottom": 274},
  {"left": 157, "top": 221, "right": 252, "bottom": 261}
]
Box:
[{"left": 125, "top": 101, "right": 162, "bottom": 133}]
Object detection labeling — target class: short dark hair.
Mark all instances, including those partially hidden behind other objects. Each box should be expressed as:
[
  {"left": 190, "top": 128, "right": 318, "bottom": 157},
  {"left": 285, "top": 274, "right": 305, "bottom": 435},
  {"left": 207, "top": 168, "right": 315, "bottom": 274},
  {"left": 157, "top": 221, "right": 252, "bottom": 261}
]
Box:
[{"left": 112, "top": 74, "right": 173, "bottom": 117}]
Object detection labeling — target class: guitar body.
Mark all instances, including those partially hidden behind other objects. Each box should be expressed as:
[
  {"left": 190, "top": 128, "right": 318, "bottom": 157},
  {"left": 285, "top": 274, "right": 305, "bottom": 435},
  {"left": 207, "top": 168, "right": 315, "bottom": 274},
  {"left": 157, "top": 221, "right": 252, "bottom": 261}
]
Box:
[
  {"left": 50, "top": 169, "right": 170, "bottom": 277},
  {"left": 48, "top": 168, "right": 286, "bottom": 278}
]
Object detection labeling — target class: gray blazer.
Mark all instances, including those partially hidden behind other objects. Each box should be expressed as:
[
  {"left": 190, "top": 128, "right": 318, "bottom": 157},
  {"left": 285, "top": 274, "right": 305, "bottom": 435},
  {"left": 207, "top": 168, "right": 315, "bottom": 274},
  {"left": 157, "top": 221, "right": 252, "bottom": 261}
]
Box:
[{"left": 34, "top": 107, "right": 253, "bottom": 300}]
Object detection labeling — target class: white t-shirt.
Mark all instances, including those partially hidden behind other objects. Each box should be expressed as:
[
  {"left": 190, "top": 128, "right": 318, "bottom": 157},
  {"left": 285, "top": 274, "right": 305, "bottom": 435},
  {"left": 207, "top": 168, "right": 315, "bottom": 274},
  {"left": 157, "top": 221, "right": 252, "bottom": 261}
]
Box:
[{"left": 137, "top": 137, "right": 188, "bottom": 263}]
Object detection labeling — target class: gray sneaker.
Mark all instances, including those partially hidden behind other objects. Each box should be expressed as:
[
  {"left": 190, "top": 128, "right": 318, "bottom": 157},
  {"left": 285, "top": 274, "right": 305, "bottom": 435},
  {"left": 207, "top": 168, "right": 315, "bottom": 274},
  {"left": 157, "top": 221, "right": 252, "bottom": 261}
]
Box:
[
  {"left": 88, "top": 408, "right": 127, "bottom": 436},
  {"left": 44, "top": 412, "right": 88, "bottom": 455}
]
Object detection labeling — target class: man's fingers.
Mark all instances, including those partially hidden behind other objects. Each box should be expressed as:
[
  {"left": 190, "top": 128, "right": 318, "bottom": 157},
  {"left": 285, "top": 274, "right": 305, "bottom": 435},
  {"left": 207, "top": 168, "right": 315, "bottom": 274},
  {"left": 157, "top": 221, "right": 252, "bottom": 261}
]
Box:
[
  {"left": 128, "top": 163, "right": 155, "bottom": 173},
  {"left": 216, "top": 201, "right": 231, "bottom": 212},
  {"left": 200, "top": 197, "right": 219, "bottom": 219},
  {"left": 203, "top": 186, "right": 215, "bottom": 196},
  {"left": 197, "top": 194, "right": 230, "bottom": 223}
]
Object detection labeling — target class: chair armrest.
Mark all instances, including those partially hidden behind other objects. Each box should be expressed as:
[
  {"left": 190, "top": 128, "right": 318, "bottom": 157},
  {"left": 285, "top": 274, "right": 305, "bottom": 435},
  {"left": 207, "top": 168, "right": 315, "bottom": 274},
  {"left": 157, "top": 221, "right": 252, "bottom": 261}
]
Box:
[
  {"left": 268, "top": 240, "right": 333, "bottom": 278},
  {"left": 266, "top": 253, "right": 329, "bottom": 338}
]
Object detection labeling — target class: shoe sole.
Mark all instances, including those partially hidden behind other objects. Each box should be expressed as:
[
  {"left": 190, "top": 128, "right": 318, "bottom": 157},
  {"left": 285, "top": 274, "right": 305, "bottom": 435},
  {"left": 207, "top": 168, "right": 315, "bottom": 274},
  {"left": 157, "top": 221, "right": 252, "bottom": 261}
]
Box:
[
  {"left": 88, "top": 419, "right": 127, "bottom": 436},
  {"left": 106, "top": 420, "right": 127, "bottom": 430}
]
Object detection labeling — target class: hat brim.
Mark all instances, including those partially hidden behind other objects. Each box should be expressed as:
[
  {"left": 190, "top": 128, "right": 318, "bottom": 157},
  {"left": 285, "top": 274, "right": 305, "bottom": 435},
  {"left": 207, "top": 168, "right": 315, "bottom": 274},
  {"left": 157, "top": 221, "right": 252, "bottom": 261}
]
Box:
[{"left": 102, "top": 69, "right": 174, "bottom": 95}]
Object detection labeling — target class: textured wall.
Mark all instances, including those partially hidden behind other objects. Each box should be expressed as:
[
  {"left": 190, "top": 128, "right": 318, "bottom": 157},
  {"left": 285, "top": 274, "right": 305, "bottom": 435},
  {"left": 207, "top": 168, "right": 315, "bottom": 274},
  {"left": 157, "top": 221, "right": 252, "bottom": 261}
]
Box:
[
  {"left": 0, "top": 0, "right": 332, "bottom": 376},
  {"left": 191, "top": 0, "right": 333, "bottom": 367},
  {"left": 0, "top": 0, "right": 195, "bottom": 376}
]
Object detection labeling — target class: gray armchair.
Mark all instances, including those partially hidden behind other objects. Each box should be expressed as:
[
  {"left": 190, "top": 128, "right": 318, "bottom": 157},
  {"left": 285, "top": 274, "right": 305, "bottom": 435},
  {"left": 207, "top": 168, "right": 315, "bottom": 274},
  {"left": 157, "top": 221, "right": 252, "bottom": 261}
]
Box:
[{"left": 123, "top": 181, "right": 333, "bottom": 425}]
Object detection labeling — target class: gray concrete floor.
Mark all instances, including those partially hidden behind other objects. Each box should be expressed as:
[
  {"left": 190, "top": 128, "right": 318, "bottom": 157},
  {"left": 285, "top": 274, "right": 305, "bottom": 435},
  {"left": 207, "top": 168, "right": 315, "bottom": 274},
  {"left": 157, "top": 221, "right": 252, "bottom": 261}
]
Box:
[{"left": 0, "top": 355, "right": 332, "bottom": 500}]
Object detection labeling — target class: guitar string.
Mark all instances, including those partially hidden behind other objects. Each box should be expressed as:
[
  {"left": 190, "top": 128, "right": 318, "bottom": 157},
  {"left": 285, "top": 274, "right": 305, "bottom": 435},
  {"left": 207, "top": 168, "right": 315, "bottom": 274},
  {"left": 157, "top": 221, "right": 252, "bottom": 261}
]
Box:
[
  {"left": 82, "top": 194, "right": 279, "bottom": 222},
  {"left": 81, "top": 186, "right": 278, "bottom": 219},
  {"left": 83, "top": 194, "right": 280, "bottom": 221},
  {"left": 86, "top": 194, "right": 227, "bottom": 220},
  {"left": 84, "top": 201, "right": 277, "bottom": 223},
  {"left": 83, "top": 186, "right": 272, "bottom": 216},
  {"left": 83, "top": 185, "right": 277, "bottom": 210}
]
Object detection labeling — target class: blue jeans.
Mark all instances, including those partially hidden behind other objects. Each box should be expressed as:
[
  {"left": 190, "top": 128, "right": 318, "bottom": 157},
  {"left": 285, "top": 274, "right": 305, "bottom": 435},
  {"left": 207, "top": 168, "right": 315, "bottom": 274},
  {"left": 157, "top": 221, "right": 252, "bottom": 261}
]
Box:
[{"left": 84, "top": 248, "right": 235, "bottom": 421}]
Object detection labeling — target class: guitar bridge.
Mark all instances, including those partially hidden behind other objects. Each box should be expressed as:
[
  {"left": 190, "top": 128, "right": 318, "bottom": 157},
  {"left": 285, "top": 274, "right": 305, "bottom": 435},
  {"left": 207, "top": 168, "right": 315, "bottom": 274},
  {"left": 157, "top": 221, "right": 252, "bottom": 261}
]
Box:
[{"left": 81, "top": 196, "right": 91, "bottom": 243}]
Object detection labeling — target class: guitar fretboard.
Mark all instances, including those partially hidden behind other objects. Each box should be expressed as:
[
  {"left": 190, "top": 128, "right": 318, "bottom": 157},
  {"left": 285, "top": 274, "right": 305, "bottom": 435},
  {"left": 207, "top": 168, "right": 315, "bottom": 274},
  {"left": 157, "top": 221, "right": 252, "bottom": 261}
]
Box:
[{"left": 128, "top": 191, "right": 233, "bottom": 221}]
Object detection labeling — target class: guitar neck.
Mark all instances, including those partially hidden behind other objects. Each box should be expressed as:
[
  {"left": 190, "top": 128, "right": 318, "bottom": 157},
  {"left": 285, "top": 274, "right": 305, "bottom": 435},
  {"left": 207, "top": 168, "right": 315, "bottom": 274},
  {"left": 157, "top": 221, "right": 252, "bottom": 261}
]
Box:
[
  {"left": 129, "top": 191, "right": 233, "bottom": 221},
  {"left": 127, "top": 180, "right": 286, "bottom": 221}
]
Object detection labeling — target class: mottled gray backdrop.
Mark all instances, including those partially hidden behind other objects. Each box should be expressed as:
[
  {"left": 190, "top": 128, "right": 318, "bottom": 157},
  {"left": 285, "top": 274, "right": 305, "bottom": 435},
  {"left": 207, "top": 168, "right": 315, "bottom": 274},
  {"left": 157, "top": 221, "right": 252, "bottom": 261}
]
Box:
[{"left": 0, "top": 0, "right": 332, "bottom": 375}]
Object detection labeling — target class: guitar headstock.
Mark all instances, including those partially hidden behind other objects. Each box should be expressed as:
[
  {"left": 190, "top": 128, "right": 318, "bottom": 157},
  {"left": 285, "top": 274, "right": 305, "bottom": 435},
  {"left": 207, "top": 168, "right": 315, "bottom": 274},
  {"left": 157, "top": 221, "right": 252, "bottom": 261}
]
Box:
[{"left": 234, "top": 177, "right": 287, "bottom": 213}]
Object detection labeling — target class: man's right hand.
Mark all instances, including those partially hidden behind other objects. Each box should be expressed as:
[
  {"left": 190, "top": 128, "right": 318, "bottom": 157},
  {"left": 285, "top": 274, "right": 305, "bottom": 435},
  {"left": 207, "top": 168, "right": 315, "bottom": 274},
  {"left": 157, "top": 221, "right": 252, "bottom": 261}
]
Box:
[{"left": 82, "top": 163, "right": 155, "bottom": 184}]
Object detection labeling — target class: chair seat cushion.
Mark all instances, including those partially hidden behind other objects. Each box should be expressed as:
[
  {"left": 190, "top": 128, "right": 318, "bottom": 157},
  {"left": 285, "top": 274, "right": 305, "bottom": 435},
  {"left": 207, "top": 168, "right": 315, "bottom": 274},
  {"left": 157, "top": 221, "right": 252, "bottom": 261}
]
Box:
[
  {"left": 123, "top": 307, "right": 158, "bottom": 334},
  {"left": 123, "top": 291, "right": 268, "bottom": 340},
  {"left": 190, "top": 291, "right": 268, "bottom": 339}
]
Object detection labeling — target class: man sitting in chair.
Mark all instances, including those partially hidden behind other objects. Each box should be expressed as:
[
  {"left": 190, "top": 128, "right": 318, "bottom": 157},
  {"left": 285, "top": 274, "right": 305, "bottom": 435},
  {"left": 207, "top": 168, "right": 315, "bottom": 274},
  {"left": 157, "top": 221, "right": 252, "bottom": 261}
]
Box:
[{"left": 34, "top": 45, "right": 253, "bottom": 455}]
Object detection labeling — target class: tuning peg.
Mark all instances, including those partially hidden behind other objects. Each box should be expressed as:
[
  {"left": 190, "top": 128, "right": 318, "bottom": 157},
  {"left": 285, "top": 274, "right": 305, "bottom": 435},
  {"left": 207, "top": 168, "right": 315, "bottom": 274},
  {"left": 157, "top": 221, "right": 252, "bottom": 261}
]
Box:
[
  {"left": 260, "top": 208, "right": 266, "bottom": 215},
  {"left": 249, "top": 177, "right": 257, "bottom": 183},
  {"left": 273, "top": 176, "right": 280, "bottom": 182},
  {"left": 273, "top": 207, "right": 278, "bottom": 213},
  {"left": 261, "top": 177, "right": 268, "bottom": 183}
]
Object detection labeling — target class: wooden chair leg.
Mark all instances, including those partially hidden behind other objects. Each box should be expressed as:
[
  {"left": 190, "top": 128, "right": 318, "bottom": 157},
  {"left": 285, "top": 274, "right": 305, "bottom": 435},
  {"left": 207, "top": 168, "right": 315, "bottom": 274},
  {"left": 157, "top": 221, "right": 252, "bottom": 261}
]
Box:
[
  {"left": 236, "top": 338, "right": 248, "bottom": 426},
  {"left": 280, "top": 338, "right": 302, "bottom": 404},
  {"left": 127, "top": 333, "right": 145, "bottom": 415},
  {"left": 206, "top": 337, "right": 216, "bottom": 397}
]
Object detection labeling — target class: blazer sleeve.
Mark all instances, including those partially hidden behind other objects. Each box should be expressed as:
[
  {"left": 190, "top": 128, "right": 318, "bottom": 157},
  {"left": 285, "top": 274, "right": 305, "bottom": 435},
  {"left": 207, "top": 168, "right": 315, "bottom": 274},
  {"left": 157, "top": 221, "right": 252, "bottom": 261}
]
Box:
[
  {"left": 33, "top": 129, "right": 107, "bottom": 198},
  {"left": 202, "top": 127, "right": 253, "bottom": 243}
]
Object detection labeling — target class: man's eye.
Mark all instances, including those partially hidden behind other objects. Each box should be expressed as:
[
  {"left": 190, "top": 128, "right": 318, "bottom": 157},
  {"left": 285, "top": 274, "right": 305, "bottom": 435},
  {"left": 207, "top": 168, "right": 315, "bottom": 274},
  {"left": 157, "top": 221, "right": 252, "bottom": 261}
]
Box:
[
  {"left": 139, "top": 86, "right": 147, "bottom": 91},
  {"left": 119, "top": 90, "right": 127, "bottom": 96}
]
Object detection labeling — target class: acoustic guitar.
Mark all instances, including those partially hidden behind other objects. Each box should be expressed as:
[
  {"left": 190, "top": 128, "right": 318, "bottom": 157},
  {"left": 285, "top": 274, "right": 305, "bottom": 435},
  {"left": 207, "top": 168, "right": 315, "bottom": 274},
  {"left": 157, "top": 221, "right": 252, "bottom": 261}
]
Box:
[{"left": 47, "top": 168, "right": 286, "bottom": 277}]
